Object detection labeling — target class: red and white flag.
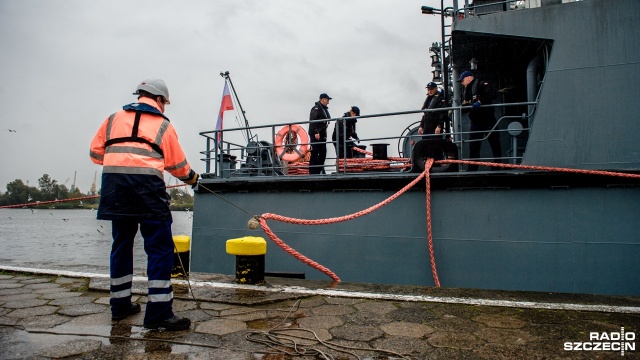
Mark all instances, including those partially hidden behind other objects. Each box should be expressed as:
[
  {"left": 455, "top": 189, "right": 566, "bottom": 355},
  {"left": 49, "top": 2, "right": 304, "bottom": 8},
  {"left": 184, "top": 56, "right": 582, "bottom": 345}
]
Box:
[{"left": 215, "top": 82, "right": 234, "bottom": 143}]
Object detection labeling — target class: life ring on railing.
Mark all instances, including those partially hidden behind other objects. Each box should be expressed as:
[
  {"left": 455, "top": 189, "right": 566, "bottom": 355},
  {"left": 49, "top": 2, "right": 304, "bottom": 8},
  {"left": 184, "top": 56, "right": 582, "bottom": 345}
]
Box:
[{"left": 274, "top": 125, "right": 309, "bottom": 162}]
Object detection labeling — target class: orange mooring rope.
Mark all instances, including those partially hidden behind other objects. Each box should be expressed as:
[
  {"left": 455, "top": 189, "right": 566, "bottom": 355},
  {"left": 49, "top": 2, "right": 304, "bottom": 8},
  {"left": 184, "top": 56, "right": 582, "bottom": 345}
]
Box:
[
  {"left": 258, "top": 158, "right": 441, "bottom": 285},
  {"left": 260, "top": 156, "right": 640, "bottom": 285},
  {"left": 439, "top": 159, "right": 640, "bottom": 179},
  {"left": 423, "top": 158, "right": 440, "bottom": 287}
]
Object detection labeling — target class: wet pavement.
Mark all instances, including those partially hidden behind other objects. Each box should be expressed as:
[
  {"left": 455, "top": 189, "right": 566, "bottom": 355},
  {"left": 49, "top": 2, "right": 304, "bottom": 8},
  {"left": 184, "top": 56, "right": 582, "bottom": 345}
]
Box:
[{"left": 0, "top": 269, "right": 639, "bottom": 359}]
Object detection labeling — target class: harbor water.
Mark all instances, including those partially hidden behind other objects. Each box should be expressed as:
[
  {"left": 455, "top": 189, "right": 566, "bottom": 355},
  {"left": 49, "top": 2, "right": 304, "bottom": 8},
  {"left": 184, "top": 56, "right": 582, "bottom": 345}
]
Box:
[{"left": 0, "top": 208, "right": 193, "bottom": 271}]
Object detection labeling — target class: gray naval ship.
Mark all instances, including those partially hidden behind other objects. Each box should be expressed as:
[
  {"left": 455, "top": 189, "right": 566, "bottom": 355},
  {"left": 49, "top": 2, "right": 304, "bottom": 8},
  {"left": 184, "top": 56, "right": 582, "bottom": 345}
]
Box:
[{"left": 191, "top": 0, "right": 640, "bottom": 296}]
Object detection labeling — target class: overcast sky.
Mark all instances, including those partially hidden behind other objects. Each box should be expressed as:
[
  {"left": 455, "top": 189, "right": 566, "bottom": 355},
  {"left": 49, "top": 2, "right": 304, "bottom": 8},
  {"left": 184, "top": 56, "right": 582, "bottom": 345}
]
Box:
[{"left": 0, "top": 0, "right": 442, "bottom": 193}]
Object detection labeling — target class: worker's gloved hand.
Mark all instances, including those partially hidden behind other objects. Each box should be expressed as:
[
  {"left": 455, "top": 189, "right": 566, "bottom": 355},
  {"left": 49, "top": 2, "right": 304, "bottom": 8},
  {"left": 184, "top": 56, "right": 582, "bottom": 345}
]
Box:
[
  {"left": 472, "top": 101, "right": 481, "bottom": 109},
  {"left": 185, "top": 170, "right": 199, "bottom": 189}
]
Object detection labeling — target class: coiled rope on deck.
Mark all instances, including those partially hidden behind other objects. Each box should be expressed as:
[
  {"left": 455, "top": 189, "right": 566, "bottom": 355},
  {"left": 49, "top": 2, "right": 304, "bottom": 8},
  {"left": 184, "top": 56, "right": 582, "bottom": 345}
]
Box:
[{"left": 351, "top": 144, "right": 408, "bottom": 162}]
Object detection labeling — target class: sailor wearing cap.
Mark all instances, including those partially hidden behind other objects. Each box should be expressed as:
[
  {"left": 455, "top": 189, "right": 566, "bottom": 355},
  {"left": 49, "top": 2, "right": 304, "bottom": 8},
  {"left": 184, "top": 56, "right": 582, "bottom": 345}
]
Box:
[
  {"left": 308, "top": 93, "right": 332, "bottom": 174},
  {"left": 458, "top": 71, "right": 502, "bottom": 171},
  {"left": 332, "top": 106, "right": 360, "bottom": 159},
  {"left": 418, "top": 82, "right": 447, "bottom": 138}
]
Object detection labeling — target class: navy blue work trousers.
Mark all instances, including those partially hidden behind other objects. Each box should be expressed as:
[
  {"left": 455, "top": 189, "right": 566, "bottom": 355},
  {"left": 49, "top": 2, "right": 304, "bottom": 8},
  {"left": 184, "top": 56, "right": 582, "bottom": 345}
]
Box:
[
  {"left": 468, "top": 118, "right": 502, "bottom": 171},
  {"left": 309, "top": 139, "right": 327, "bottom": 174},
  {"left": 110, "top": 219, "right": 175, "bottom": 324}
]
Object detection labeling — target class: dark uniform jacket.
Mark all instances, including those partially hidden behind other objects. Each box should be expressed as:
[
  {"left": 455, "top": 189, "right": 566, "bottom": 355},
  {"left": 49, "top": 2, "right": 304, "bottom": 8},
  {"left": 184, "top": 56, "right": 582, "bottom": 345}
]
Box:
[
  {"left": 309, "top": 101, "right": 330, "bottom": 141},
  {"left": 462, "top": 78, "right": 496, "bottom": 123},
  {"left": 420, "top": 92, "right": 447, "bottom": 134},
  {"left": 332, "top": 112, "right": 358, "bottom": 142}
]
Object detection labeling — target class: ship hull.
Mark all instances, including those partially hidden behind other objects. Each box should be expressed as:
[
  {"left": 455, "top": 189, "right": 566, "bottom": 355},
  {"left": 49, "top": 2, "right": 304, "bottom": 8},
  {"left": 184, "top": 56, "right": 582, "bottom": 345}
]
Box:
[
  {"left": 192, "top": 172, "right": 640, "bottom": 296},
  {"left": 192, "top": 0, "right": 640, "bottom": 297}
]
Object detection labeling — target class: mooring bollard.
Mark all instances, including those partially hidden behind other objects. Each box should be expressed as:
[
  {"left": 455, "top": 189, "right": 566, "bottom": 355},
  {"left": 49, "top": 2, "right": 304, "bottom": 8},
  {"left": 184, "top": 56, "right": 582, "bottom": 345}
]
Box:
[
  {"left": 225, "top": 236, "right": 267, "bottom": 285},
  {"left": 172, "top": 235, "right": 191, "bottom": 278},
  {"left": 371, "top": 143, "right": 389, "bottom": 160}
]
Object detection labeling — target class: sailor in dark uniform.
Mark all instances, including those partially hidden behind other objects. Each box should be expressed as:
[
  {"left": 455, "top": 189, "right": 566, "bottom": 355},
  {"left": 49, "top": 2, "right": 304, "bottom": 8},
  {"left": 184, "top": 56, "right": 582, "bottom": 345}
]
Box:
[
  {"left": 458, "top": 71, "right": 502, "bottom": 171},
  {"left": 308, "top": 93, "right": 332, "bottom": 174},
  {"left": 419, "top": 82, "right": 447, "bottom": 139}
]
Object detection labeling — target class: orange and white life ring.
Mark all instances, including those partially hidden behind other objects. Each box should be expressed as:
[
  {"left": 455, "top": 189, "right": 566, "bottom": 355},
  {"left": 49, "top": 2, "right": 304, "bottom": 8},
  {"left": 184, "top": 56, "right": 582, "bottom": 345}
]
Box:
[{"left": 274, "top": 125, "right": 309, "bottom": 162}]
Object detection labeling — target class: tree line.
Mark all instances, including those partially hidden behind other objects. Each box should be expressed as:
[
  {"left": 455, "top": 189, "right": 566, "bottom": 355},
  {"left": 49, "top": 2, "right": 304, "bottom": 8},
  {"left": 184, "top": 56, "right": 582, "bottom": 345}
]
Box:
[{"left": 0, "top": 174, "right": 193, "bottom": 210}]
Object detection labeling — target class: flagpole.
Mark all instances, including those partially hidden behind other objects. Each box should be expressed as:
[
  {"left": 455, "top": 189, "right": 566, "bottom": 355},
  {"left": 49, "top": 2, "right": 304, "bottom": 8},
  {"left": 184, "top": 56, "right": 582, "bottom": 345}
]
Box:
[{"left": 220, "top": 71, "right": 253, "bottom": 142}]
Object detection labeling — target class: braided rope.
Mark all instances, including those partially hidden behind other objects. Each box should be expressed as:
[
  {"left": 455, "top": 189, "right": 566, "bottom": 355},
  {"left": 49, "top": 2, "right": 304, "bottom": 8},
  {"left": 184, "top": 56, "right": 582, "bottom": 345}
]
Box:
[
  {"left": 261, "top": 170, "right": 426, "bottom": 225},
  {"left": 259, "top": 217, "right": 341, "bottom": 282},
  {"left": 259, "top": 169, "right": 429, "bottom": 283},
  {"left": 438, "top": 159, "right": 640, "bottom": 178},
  {"left": 260, "top": 157, "right": 640, "bottom": 285},
  {"left": 423, "top": 158, "right": 440, "bottom": 287}
]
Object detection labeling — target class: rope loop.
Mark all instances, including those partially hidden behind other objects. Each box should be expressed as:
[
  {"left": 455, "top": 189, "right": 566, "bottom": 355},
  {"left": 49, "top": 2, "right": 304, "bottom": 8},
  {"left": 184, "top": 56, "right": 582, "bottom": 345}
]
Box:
[{"left": 259, "top": 158, "right": 443, "bottom": 286}]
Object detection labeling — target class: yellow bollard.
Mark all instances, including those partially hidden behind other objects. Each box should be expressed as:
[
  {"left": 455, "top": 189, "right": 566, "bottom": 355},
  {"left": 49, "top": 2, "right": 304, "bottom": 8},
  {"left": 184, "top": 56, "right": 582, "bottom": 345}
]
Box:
[
  {"left": 172, "top": 235, "right": 190, "bottom": 278},
  {"left": 226, "top": 236, "right": 267, "bottom": 285}
]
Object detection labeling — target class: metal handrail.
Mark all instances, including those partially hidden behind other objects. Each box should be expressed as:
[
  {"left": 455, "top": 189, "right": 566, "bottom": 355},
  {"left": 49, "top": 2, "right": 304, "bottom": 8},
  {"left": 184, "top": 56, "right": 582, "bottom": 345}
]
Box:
[{"left": 200, "top": 101, "right": 537, "bottom": 178}]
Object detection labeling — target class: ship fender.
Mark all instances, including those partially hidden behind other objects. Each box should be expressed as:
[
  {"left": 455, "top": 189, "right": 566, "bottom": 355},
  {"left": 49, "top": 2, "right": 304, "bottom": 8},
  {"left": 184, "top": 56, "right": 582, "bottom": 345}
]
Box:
[
  {"left": 411, "top": 139, "right": 459, "bottom": 173},
  {"left": 274, "top": 125, "right": 309, "bottom": 162}
]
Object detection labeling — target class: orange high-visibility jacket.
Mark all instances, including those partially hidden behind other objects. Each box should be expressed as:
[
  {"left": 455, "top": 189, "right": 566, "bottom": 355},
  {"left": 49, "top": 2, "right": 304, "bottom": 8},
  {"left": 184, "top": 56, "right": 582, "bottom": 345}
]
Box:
[
  {"left": 90, "top": 98, "right": 194, "bottom": 220},
  {"left": 90, "top": 98, "right": 193, "bottom": 181}
]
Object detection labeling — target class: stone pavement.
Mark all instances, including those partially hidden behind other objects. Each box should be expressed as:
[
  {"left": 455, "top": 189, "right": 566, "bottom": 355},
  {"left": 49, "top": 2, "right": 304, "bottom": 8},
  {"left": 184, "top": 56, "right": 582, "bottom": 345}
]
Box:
[{"left": 0, "top": 270, "right": 639, "bottom": 359}]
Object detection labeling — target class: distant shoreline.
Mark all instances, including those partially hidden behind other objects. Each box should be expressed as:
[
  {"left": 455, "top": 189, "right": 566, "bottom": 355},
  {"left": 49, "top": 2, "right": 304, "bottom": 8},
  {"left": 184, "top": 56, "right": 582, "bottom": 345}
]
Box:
[{"left": 1, "top": 204, "right": 193, "bottom": 211}]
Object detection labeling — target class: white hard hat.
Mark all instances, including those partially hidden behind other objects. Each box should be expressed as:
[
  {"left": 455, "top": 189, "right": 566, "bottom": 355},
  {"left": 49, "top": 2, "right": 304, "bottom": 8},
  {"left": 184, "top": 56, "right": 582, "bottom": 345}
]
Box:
[{"left": 133, "top": 77, "right": 170, "bottom": 104}]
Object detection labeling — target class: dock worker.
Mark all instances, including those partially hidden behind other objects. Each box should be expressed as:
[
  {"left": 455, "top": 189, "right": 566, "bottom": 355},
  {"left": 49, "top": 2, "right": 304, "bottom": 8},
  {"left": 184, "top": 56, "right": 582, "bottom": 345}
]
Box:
[
  {"left": 89, "top": 77, "right": 198, "bottom": 331},
  {"left": 308, "top": 93, "right": 332, "bottom": 174},
  {"left": 458, "top": 71, "right": 502, "bottom": 171}
]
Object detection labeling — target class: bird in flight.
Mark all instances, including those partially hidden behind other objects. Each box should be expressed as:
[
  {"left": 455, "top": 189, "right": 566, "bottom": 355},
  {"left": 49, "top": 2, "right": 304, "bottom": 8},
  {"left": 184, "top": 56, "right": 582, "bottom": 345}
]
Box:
[{"left": 8, "top": 129, "right": 17, "bottom": 132}]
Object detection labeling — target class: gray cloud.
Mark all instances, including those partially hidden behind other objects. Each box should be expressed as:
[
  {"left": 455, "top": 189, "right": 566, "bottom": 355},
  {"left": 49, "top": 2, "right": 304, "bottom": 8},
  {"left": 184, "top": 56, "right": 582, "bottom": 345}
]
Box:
[{"left": 0, "top": 0, "right": 442, "bottom": 192}]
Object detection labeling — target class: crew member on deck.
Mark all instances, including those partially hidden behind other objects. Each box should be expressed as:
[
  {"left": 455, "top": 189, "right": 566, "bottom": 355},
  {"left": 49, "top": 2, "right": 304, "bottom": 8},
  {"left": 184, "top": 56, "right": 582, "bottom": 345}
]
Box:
[
  {"left": 332, "top": 106, "right": 360, "bottom": 159},
  {"left": 308, "top": 93, "right": 332, "bottom": 174},
  {"left": 459, "top": 71, "right": 502, "bottom": 171},
  {"left": 418, "top": 82, "right": 447, "bottom": 140}
]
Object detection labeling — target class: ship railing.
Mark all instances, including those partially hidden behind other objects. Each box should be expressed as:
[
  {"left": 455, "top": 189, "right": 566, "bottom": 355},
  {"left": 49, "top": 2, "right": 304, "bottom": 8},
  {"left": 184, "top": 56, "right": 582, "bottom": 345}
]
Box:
[
  {"left": 430, "top": 0, "right": 578, "bottom": 31},
  {"left": 199, "top": 101, "right": 536, "bottom": 178},
  {"left": 457, "top": 105, "right": 534, "bottom": 165},
  {"left": 455, "top": 0, "right": 538, "bottom": 19}
]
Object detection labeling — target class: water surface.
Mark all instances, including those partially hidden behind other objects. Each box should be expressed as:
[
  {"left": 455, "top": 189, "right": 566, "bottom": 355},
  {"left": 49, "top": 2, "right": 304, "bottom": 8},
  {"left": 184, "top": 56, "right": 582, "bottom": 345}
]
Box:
[{"left": 0, "top": 208, "right": 193, "bottom": 271}]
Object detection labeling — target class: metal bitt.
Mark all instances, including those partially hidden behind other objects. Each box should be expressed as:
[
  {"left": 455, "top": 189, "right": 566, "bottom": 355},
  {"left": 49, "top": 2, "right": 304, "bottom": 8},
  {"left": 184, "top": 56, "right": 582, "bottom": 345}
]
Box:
[
  {"left": 172, "top": 235, "right": 191, "bottom": 278},
  {"left": 225, "top": 236, "right": 267, "bottom": 285},
  {"left": 371, "top": 143, "right": 390, "bottom": 160}
]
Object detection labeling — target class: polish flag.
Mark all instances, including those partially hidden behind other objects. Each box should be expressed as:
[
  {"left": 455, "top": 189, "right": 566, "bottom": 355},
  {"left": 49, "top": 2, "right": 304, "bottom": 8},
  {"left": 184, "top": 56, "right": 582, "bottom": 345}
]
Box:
[{"left": 215, "top": 82, "right": 234, "bottom": 143}]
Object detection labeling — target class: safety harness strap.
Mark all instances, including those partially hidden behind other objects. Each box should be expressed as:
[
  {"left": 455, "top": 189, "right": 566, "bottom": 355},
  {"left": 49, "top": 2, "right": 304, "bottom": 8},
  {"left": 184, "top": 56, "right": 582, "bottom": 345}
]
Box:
[{"left": 104, "top": 111, "right": 164, "bottom": 157}]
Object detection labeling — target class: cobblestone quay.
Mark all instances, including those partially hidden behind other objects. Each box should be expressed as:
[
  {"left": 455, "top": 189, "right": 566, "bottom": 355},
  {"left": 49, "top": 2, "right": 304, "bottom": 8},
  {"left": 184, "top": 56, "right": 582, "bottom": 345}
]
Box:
[{"left": 0, "top": 271, "right": 638, "bottom": 359}]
